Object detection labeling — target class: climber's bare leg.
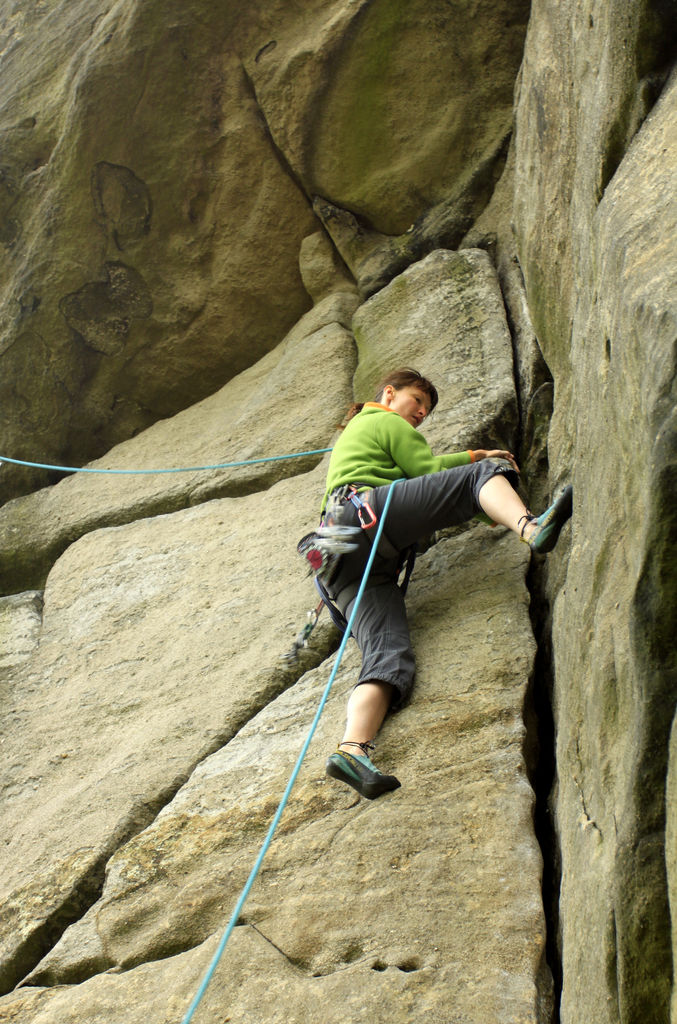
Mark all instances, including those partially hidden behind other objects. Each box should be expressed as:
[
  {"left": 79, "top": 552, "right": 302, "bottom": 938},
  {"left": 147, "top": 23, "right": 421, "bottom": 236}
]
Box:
[
  {"left": 478, "top": 475, "right": 537, "bottom": 539},
  {"left": 339, "top": 680, "right": 393, "bottom": 752}
]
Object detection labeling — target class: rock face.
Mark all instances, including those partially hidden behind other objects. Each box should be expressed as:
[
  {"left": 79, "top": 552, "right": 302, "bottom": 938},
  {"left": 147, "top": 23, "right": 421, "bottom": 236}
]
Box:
[
  {"left": 0, "top": 289, "right": 360, "bottom": 595},
  {"left": 10, "top": 529, "right": 545, "bottom": 1023},
  {"left": 513, "top": 6, "right": 677, "bottom": 1022},
  {"left": 0, "top": 0, "right": 528, "bottom": 502},
  {"left": 0, "top": 3, "right": 675, "bottom": 1024},
  {"left": 0, "top": 1, "right": 317, "bottom": 498}
]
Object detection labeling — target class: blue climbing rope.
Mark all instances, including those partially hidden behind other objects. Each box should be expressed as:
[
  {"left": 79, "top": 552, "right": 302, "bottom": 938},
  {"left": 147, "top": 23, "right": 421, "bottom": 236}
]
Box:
[
  {"left": 179, "top": 479, "right": 404, "bottom": 1024},
  {"left": 0, "top": 449, "right": 332, "bottom": 475}
]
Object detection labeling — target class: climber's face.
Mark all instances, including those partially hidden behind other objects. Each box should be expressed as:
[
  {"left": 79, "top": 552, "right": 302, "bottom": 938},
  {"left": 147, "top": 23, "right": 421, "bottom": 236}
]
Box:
[{"left": 382, "top": 384, "right": 432, "bottom": 428}]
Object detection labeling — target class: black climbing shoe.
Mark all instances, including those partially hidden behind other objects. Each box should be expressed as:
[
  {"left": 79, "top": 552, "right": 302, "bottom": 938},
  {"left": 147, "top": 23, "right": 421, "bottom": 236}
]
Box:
[
  {"left": 325, "top": 748, "right": 401, "bottom": 800},
  {"left": 526, "top": 485, "right": 573, "bottom": 554}
]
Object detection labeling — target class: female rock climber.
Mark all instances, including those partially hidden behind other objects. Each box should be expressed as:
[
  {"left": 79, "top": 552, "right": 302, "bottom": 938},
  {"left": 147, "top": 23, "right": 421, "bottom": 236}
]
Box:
[{"left": 320, "top": 367, "right": 572, "bottom": 800}]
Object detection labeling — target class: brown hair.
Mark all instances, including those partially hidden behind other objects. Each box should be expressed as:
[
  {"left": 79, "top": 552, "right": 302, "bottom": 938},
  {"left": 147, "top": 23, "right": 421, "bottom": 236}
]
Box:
[
  {"left": 339, "top": 367, "right": 438, "bottom": 427},
  {"left": 374, "top": 367, "right": 438, "bottom": 410}
]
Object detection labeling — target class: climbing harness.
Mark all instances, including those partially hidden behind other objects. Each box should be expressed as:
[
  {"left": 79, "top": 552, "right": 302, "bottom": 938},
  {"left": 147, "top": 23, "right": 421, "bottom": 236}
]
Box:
[
  {"left": 287, "top": 483, "right": 417, "bottom": 657},
  {"left": 179, "top": 479, "right": 405, "bottom": 1024},
  {"left": 296, "top": 485, "right": 377, "bottom": 584},
  {"left": 287, "top": 485, "right": 379, "bottom": 655}
]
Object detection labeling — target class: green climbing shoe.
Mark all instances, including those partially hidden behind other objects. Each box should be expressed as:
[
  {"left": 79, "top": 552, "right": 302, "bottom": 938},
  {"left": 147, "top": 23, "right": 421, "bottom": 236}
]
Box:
[
  {"left": 325, "top": 749, "right": 401, "bottom": 800},
  {"left": 527, "top": 485, "right": 573, "bottom": 554}
]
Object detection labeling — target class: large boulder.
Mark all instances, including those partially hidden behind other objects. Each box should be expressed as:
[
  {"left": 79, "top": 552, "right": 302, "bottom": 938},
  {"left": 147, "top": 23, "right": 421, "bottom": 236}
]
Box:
[
  {"left": 553, "top": 72, "right": 677, "bottom": 1024},
  {"left": 240, "top": 0, "right": 530, "bottom": 236},
  {"left": 0, "top": 289, "right": 358, "bottom": 595},
  {"left": 0, "top": 0, "right": 316, "bottom": 500},
  {"left": 352, "top": 248, "right": 520, "bottom": 456},
  {"left": 513, "top": 0, "right": 675, "bottom": 387},
  {"left": 4, "top": 528, "right": 548, "bottom": 1023},
  {"left": 0, "top": 465, "right": 333, "bottom": 995},
  {"left": 514, "top": 4, "right": 677, "bottom": 1021}
]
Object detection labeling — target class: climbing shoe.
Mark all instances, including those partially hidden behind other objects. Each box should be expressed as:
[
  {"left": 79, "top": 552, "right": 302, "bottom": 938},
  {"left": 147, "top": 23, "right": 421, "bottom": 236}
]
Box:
[
  {"left": 325, "top": 748, "right": 401, "bottom": 800},
  {"left": 526, "top": 484, "right": 573, "bottom": 554}
]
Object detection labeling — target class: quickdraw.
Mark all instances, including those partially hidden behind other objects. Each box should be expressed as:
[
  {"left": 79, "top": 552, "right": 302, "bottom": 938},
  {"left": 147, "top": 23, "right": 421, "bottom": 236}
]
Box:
[{"left": 281, "top": 599, "right": 325, "bottom": 663}]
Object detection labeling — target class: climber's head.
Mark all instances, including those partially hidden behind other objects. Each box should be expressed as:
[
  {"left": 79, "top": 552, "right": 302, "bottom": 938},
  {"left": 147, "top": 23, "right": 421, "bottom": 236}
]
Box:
[{"left": 375, "top": 368, "right": 438, "bottom": 428}]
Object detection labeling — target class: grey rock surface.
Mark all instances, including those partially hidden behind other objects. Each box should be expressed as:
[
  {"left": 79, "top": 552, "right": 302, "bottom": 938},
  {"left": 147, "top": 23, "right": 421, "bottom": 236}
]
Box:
[
  {"left": 6, "top": 529, "right": 547, "bottom": 1023},
  {"left": 514, "top": 5, "right": 677, "bottom": 1022},
  {"left": 553, "top": 74, "right": 677, "bottom": 1024},
  {"left": 0, "top": 466, "right": 331, "bottom": 995},
  {"left": 0, "top": 290, "right": 358, "bottom": 595},
  {"left": 1, "top": 1, "right": 675, "bottom": 1021},
  {"left": 240, "top": 0, "right": 530, "bottom": 236},
  {"left": 0, "top": 592, "right": 43, "bottom": 673},
  {"left": 0, "top": 1, "right": 316, "bottom": 499},
  {"left": 352, "top": 249, "right": 519, "bottom": 456}
]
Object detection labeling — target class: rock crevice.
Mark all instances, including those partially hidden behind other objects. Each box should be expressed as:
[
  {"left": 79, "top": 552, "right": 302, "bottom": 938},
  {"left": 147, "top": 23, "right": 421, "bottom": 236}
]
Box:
[{"left": 11, "top": 623, "right": 338, "bottom": 994}]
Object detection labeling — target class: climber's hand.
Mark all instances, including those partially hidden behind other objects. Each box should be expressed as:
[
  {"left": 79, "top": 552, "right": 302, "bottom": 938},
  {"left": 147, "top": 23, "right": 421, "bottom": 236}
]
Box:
[{"left": 473, "top": 449, "right": 520, "bottom": 473}]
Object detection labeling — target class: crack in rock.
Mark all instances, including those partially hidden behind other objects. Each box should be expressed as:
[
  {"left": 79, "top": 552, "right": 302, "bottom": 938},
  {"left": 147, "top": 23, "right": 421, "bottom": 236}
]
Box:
[{"left": 13, "top": 632, "right": 338, "bottom": 993}]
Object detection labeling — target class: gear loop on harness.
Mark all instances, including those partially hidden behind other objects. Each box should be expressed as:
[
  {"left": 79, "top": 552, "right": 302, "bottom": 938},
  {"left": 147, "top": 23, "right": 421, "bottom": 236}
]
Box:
[
  {"left": 289, "top": 479, "right": 418, "bottom": 655},
  {"left": 327, "top": 483, "right": 377, "bottom": 531},
  {"left": 326, "top": 482, "right": 417, "bottom": 599}
]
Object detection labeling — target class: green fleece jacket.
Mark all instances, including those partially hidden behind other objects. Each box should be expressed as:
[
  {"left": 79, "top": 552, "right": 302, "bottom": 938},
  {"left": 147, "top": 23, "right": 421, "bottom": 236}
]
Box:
[{"left": 321, "top": 403, "right": 474, "bottom": 512}]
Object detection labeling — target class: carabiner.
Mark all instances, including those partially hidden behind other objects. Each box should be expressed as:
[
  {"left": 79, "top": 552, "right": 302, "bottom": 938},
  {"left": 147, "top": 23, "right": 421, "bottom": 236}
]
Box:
[
  {"left": 347, "top": 487, "right": 377, "bottom": 530},
  {"left": 356, "top": 499, "right": 377, "bottom": 529}
]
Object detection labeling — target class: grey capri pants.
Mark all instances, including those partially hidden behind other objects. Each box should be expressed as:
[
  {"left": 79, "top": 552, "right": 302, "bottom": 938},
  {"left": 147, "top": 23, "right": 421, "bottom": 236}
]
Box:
[{"left": 325, "top": 460, "right": 518, "bottom": 710}]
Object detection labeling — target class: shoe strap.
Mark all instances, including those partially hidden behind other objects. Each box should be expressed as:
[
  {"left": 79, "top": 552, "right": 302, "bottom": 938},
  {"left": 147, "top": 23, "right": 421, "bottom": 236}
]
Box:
[
  {"left": 339, "top": 740, "right": 375, "bottom": 756},
  {"left": 517, "top": 512, "right": 535, "bottom": 538}
]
